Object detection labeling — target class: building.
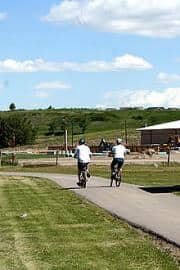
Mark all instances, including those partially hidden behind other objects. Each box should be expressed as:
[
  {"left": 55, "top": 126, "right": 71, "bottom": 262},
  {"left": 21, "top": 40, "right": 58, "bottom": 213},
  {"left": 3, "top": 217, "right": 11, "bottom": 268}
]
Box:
[{"left": 137, "top": 120, "right": 180, "bottom": 145}]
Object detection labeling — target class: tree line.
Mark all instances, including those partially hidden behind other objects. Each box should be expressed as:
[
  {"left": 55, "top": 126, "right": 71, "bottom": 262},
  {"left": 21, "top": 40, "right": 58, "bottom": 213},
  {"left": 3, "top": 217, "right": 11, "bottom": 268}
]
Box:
[
  {"left": 0, "top": 114, "right": 37, "bottom": 148},
  {"left": 47, "top": 115, "right": 90, "bottom": 136}
]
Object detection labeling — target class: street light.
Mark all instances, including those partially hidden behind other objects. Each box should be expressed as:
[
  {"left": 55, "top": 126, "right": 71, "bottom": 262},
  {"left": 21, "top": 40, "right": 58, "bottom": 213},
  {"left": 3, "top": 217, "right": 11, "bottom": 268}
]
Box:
[{"left": 71, "top": 121, "right": 74, "bottom": 148}]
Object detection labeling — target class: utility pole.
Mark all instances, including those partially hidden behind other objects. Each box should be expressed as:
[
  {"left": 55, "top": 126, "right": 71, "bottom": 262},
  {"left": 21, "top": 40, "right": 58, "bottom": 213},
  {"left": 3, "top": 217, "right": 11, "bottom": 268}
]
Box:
[
  {"left": 124, "top": 120, "right": 128, "bottom": 144},
  {"left": 71, "top": 122, "right": 74, "bottom": 148},
  {"left": 55, "top": 150, "right": 59, "bottom": 166},
  {"left": 64, "top": 129, "right": 68, "bottom": 153},
  {"left": 167, "top": 146, "right": 171, "bottom": 166}
]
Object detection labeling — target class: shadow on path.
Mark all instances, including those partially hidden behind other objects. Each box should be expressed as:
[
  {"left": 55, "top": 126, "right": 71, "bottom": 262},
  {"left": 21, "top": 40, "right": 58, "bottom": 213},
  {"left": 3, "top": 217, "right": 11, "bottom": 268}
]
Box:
[{"left": 140, "top": 185, "right": 180, "bottom": 194}]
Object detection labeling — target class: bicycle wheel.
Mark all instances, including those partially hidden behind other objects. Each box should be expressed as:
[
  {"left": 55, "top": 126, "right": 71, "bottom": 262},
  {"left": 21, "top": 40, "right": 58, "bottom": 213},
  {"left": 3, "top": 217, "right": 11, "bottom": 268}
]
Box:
[
  {"left": 82, "top": 179, "right": 86, "bottom": 188},
  {"left": 110, "top": 176, "right": 113, "bottom": 187},
  {"left": 115, "top": 174, "right": 121, "bottom": 187},
  {"left": 82, "top": 171, "right": 87, "bottom": 188}
]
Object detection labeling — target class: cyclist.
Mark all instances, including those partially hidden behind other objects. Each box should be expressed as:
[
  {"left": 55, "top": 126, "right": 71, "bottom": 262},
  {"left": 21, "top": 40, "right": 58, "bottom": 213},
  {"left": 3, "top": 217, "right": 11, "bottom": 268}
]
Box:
[
  {"left": 110, "top": 138, "right": 128, "bottom": 184},
  {"left": 74, "top": 138, "right": 92, "bottom": 186}
]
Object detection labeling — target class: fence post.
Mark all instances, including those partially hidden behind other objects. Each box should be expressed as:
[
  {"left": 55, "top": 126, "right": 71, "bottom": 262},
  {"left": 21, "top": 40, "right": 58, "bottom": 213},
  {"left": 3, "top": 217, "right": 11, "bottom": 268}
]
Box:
[
  {"left": 55, "top": 150, "right": 59, "bottom": 166},
  {"left": 167, "top": 147, "right": 171, "bottom": 166},
  {"left": 12, "top": 153, "right": 16, "bottom": 165}
]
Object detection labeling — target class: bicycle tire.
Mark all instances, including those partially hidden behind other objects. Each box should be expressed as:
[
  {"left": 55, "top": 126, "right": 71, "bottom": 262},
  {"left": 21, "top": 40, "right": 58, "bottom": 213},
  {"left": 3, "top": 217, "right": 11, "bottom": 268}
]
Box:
[
  {"left": 81, "top": 171, "right": 87, "bottom": 188},
  {"left": 82, "top": 179, "right": 86, "bottom": 188},
  {"left": 110, "top": 176, "right": 114, "bottom": 187},
  {"left": 115, "top": 175, "right": 121, "bottom": 187}
]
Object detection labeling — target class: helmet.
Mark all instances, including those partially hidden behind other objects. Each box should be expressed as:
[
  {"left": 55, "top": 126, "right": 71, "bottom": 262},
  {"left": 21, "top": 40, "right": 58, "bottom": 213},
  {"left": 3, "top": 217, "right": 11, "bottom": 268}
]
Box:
[
  {"left": 116, "top": 138, "right": 122, "bottom": 144},
  {"left": 79, "top": 138, "right": 85, "bottom": 145}
]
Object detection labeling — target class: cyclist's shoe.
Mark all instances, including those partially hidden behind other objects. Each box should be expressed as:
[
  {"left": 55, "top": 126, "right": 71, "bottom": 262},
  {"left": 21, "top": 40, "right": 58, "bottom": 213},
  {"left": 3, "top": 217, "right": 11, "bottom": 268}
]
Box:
[{"left": 87, "top": 172, "right": 91, "bottom": 178}]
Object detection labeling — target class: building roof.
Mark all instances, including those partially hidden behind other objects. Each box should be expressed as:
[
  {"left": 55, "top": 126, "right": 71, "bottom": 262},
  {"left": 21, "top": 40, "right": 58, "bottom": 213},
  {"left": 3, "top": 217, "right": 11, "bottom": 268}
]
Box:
[{"left": 137, "top": 120, "right": 180, "bottom": 131}]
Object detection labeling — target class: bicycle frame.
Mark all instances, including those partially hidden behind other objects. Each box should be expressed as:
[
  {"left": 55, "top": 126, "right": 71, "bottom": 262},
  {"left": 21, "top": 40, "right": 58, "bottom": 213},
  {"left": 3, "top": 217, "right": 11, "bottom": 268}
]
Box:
[
  {"left": 79, "top": 164, "right": 88, "bottom": 188},
  {"left": 110, "top": 163, "right": 122, "bottom": 187}
]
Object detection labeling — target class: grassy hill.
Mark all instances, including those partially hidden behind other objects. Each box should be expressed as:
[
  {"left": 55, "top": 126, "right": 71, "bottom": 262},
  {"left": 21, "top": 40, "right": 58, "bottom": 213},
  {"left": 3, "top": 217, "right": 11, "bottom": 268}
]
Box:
[{"left": 1, "top": 108, "right": 180, "bottom": 147}]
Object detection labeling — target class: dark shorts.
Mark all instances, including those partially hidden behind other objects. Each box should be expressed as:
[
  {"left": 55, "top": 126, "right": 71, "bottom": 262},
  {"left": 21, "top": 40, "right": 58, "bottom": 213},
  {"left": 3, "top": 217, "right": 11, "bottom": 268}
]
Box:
[
  {"left": 78, "top": 162, "right": 89, "bottom": 171},
  {"left": 111, "top": 158, "right": 124, "bottom": 170}
]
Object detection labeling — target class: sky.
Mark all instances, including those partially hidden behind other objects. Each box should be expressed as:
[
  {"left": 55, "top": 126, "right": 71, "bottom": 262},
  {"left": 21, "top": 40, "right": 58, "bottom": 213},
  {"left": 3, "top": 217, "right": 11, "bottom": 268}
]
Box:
[{"left": 1, "top": 0, "right": 180, "bottom": 110}]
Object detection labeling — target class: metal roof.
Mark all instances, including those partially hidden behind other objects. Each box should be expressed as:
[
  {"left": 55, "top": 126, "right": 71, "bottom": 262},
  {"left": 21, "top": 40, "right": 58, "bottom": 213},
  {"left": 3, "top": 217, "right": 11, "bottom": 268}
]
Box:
[{"left": 137, "top": 120, "right": 180, "bottom": 131}]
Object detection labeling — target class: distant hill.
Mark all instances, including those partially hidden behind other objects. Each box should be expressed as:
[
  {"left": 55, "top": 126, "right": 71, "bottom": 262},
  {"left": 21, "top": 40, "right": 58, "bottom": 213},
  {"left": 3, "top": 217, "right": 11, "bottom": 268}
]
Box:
[{"left": 1, "top": 108, "right": 180, "bottom": 147}]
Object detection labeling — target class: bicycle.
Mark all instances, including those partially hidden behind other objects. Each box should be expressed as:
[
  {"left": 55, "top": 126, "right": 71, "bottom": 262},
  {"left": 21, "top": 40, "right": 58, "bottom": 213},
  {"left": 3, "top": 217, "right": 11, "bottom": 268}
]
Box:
[
  {"left": 78, "top": 164, "right": 88, "bottom": 188},
  {"left": 110, "top": 163, "right": 122, "bottom": 187}
]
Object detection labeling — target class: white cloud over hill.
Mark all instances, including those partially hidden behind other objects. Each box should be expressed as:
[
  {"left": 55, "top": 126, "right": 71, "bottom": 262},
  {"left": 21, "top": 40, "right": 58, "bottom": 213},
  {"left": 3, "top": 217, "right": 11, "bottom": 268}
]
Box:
[
  {"left": 102, "top": 88, "right": 180, "bottom": 108},
  {"left": 43, "top": 0, "right": 180, "bottom": 37},
  {"left": 34, "top": 81, "right": 71, "bottom": 99},
  {"left": 157, "top": 72, "right": 180, "bottom": 84},
  {"left": 0, "top": 12, "right": 7, "bottom": 21},
  {"left": 0, "top": 55, "right": 152, "bottom": 72}
]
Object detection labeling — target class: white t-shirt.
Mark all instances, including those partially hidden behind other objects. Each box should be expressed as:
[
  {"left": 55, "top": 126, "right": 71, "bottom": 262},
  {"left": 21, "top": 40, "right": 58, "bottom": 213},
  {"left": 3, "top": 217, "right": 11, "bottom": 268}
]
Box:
[
  {"left": 74, "top": 144, "right": 92, "bottom": 163},
  {"left": 111, "top": 144, "right": 127, "bottom": 159}
]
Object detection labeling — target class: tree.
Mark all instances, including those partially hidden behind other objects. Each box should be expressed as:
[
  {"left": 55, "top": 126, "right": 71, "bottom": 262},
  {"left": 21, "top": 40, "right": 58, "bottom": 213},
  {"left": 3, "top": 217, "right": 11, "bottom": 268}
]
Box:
[
  {"left": 0, "top": 114, "right": 37, "bottom": 147},
  {"left": 78, "top": 115, "right": 90, "bottom": 134},
  {"left": 9, "top": 103, "right": 16, "bottom": 111}
]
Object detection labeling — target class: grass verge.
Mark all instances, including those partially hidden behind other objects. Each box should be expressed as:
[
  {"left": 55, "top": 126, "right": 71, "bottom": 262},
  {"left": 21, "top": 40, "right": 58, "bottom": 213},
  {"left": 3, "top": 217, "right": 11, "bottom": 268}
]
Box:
[
  {"left": 0, "top": 163, "right": 180, "bottom": 187},
  {"left": 0, "top": 175, "right": 179, "bottom": 269}
]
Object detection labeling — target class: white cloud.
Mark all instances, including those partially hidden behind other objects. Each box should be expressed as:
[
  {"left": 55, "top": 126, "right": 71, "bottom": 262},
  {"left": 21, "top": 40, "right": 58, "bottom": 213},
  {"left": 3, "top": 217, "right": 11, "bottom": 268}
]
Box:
[
  {"left": 34, "top": 81, "right": 71, "bottom": 99},
  {"left": 0, "top": 55, "right": 152, "bottom": 73},
  {"left": 0, "top": 83, "right": 4, "bottom": 90},
  {"left": 35, "top": 81, "right": 71, "bottom": 90},
  {"left": 43, "top": 0, "right": 180, "bottom": 38},
  {"left": 0, "top": 12, "right": 7, "bottom": 21},
  {"left": 0, "top": 80, "right": 9, "bottom": 90},
  {"left": 35, "top": 91, "right": 50, "bottom": 99},
  {"left": 102, "top": 88, "right": 180, "bottom": 108},
  {"left": 157, "top": 72, "right": 180, "bottom": 84}
]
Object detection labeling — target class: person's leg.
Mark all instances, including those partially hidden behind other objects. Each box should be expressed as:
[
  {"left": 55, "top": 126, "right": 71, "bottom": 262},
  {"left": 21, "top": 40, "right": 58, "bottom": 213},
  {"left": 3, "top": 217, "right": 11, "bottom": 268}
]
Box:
[
  {"left": 111, "top": 159, "right": 117, "bottom": 178},
  {"left": 86, "top": 163, "right": 90, "bottom": 178},
  {"left": 77, "top": 162, "right": 82, "bottom": 185},
  {"left": 110, "top": 159, "right": 116, "bottom": 186},
  {"left": 117, "top": 159, "right": 124, "bottom": 178}
]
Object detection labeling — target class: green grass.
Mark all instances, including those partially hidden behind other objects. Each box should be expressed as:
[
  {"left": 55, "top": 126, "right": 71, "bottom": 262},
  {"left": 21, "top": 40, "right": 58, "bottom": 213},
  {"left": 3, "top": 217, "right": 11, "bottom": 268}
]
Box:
[
  {"left": 1, "top": 107, "right": 180, "bottom": 147},
  {"left": 0, "top": 163, "right": 180, "bottom": 187},
  {"left": 2, "top": 153, "right": 55, "bottom": 160},
  {"left": 0, "top": 175, "right": 179, "bottom": 269}
]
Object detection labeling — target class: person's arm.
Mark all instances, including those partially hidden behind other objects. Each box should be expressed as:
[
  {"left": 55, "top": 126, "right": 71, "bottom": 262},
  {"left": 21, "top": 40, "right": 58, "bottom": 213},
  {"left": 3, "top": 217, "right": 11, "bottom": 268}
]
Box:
[
  {"left": 74, "top": 148, "right": 79, "bottom": 159},
  {"left": 124, "top": 146, "right": 130, "bottom": 155},
  {"left": 110, "top": 146, "right": 115, "bottom": 157},
  {"left": 88, "top": 147, "right": 92, "bottom": 159}
]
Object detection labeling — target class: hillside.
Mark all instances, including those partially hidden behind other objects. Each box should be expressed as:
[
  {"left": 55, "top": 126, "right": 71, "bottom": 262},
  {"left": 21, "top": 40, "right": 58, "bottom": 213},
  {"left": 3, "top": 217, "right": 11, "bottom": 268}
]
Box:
[{"left": 1, "top": 108, "right": 180, "bottom": 147}]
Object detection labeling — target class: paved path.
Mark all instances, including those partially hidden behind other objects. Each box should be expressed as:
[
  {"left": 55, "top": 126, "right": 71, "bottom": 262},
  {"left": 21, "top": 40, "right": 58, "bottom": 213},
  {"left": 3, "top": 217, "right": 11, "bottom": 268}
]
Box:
[{"left": 0, "top": 172, "right": 179, "bottom": 247}]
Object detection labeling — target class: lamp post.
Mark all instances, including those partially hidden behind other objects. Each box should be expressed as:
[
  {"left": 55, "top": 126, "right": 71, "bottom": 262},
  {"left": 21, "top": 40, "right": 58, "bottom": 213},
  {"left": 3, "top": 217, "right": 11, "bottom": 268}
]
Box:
[
  {"left": 71, "top": 121, "right": 74, "bottom": 148},
  {"left": 124, "top": 120, "right": 128, "bottom": 144},
  {"left": 62, "top": 117, "right": 68, "bottom": 153}
]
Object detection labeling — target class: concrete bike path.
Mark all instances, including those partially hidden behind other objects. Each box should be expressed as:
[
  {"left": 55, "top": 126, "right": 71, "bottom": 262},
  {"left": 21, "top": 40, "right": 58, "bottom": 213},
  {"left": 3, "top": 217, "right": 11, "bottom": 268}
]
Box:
[{"left": 0, "top": 172, "right": 179, "bottom": 247}]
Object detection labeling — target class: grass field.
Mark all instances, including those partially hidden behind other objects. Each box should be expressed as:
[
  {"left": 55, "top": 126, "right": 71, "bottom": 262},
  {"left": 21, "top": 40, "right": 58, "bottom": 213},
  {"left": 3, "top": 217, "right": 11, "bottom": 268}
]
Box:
[
  {"left": 0, "top": 175, "right": 179, "bottom": 269},
  {"left": 1, "top": 107, "right": 180, "bottom": 147},
  {"left": 1, "top": 163, "right": 180, "bottom": 187}
]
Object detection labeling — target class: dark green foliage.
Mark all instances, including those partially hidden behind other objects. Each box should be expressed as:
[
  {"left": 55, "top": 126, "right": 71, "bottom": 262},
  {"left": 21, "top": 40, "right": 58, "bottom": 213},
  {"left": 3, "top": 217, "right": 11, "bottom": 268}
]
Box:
[
  {"left": 132, "top": 115, "right": 143, "bottom": 120},
  {"left": 0, "top": 108, "right": 180, "bottom": 137},
  {"left": 9, "top": 102, "right": 16, "bottom": 111},
  {"left": 0, "top": 114, "right": 37, "bottom": 147},
  {"left": 78, "top": 114, "right": 90, "bottom": 133}
]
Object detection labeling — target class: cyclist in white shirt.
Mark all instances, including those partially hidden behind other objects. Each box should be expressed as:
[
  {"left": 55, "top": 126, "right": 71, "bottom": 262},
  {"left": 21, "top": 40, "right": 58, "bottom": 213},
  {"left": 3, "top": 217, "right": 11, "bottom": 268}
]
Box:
[
  {"left": 111, "top": 138, "right": 128, "bottom": 179},
  {"left": 74, "top": 138, "right": 92, "bottom": 186}
]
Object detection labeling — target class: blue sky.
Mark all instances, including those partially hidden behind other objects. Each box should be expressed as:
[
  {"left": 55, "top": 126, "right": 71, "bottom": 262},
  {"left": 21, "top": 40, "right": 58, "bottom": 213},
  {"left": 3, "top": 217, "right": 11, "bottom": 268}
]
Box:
[{"left": 0, "top": 0, "right": 180, "bottom": 110}]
